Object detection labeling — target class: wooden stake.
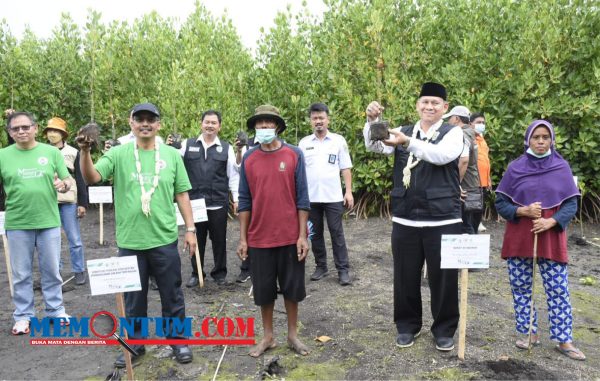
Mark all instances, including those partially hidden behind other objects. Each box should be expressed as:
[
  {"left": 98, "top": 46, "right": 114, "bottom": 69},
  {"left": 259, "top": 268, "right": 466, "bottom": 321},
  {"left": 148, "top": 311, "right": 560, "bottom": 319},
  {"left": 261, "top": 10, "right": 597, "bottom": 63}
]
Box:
[
  {"left": 99, "top": 203, "right": 104, "bottom": 245},
  {"left": 457, "top": 268, "right": 468, "bottom": 360},
  {"left": 116, "top": 293, "right": 134, "bottom": 381},
  {"left": 194, "top": 245, "right": 204, "bottom": 288},
  {"left": 2, "top": 234, "right": 13, "bottom": 297},
  {"left": 212, "top": 345, "right": 228, "bottom": 381},
  {"left": 528, "top": 234, "right": 538, "bottom": 352}
]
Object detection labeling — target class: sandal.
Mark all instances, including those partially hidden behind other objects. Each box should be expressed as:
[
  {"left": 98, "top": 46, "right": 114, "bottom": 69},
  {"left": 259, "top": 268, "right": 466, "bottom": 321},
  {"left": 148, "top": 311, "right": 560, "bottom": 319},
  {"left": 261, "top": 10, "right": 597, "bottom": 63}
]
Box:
[
  {"left": 12, "top": 320, "right": 30, "bottom": 336},
  {"left": 515, "top": 335, "right": 540, "bottom": 350},
  {"left": 555, "top": 344, "right": 586, "bottom": 361}
]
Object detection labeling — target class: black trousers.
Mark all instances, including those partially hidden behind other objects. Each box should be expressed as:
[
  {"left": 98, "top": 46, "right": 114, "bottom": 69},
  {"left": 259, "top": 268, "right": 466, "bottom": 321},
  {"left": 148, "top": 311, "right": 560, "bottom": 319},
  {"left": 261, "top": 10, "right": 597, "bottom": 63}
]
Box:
[
  {"left": 471, "top": 188, "right": 488, "bottom": 233},
  {"left": 309, "top": 202, "right": 350, "bottom": 272},
  {"left": 392, "top": 222, "right": 461, "bottom": 338},
  {"left": 118, "top": 240, "right": 186, "bottom": 339},
  {"left": 190, "top": 207, "right": 228, "bottom": 280}
]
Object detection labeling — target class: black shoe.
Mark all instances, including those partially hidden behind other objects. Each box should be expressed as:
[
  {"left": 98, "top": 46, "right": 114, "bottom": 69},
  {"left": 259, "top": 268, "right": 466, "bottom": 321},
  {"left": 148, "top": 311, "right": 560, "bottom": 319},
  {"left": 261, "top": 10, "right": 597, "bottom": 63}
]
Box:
[
  {"left": 114, "top": 346, "right": 145, "bottom": 368},
  {"left": 149, "top": 276, "right": 159, "bottom": 290},
  {"left": 236, "top": 271, "right": 251, "bottom": 283},
  {"left": 186, "top": 276, "right": 199, "bottom": 288},
  {"left": 338, "top": 271, "right": 351, "bottom": 286},
  {"left": 172, "top": 345, "right": 193, "bottom": 364},
  {"left": 435, "top": 337, "right": 455, "bottom": 351},
  {"left": 74, "top": 272, "right": 87, "bottom": 285},
  {"left": 396, "top": 330, "right": 421, "bottom": 348},
  {"left": 310, "top": 267, "right": 328, "bottom": 281},
  {"left": 215, "top": 278, "right": 227, "bottom": 286}
]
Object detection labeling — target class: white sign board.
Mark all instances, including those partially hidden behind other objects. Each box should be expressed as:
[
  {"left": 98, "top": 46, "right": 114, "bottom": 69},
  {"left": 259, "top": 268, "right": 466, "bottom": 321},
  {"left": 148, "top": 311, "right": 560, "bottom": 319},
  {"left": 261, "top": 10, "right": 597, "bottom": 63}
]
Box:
[
  {"left": 175, "top": 198, "right": 208, "bottom": 226},
  {"left": 440, "top": 234, "right": 490, "bottom": 269},
  {"left": 87, "top": 256, "right": 141, "bottom": 296},
  {"left": 88, "top": 186, "right": 113, "bottom": 204},
  {"left": 0, "top": 212, "right": 5, "bottom": 235}
]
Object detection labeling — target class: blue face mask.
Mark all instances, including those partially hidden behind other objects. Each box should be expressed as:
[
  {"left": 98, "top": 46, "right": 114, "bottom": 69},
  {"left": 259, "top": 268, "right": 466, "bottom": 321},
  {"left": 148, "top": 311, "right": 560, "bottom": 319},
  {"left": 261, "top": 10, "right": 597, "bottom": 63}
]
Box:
[
  {"left": 474, "top": 123, "right": 486, "bottom": 135},
  {"left": 255, "top": 128, "right": 276, "bottom": 144},
  {"left": 526, "top": 147, "right": 551, "bottom": 158}
]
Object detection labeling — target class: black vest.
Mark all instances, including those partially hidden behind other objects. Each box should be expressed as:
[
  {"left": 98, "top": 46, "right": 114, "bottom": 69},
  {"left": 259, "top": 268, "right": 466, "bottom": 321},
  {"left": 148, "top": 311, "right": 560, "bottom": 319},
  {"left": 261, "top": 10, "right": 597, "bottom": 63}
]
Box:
[
  {"left": 391, "top": 123, "right": 461, "bottom": 221},
  {"left": 183, "top": 138, "right": 230, "bottom": 207}
]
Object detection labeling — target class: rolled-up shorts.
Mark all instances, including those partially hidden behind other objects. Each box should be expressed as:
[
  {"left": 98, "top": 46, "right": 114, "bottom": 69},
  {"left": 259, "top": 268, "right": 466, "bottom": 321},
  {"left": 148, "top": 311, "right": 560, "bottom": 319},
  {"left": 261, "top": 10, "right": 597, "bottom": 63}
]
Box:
[{"left": 249, "top": 244, "right": 306, "bottom": 306}]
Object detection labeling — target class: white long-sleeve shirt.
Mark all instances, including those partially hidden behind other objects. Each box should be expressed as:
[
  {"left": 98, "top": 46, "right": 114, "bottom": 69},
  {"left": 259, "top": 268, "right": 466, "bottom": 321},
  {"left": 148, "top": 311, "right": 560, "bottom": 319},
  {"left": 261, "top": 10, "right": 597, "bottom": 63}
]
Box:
[{"left": 363, "top": 119, "right": 463, "bottom": 227}]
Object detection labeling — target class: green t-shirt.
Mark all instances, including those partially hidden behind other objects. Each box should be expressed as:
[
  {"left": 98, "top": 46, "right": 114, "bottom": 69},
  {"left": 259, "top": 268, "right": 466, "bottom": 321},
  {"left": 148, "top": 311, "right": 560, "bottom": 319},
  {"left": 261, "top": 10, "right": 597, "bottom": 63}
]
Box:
[
  {"left": 0, "top": 143, "right": 70, "bottom": 230},
  {"left": 95, "top": 143, "right": 191, "bottom": 250}
]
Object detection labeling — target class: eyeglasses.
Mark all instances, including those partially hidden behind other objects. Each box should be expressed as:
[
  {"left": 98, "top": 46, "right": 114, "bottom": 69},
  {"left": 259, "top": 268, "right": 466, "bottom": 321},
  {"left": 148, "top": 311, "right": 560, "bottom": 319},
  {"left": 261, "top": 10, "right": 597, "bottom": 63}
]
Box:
[
  {"left": 9, "top": 125, "right": 34, "bottom": 132},
  {"left": 133, "top": 116, "right": 159, "bottom": 124}
]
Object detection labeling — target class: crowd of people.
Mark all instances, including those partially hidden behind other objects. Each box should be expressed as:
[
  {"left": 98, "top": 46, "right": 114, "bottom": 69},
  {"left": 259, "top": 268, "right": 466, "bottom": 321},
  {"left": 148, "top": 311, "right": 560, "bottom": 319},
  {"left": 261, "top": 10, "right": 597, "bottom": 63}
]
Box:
[{"left": 0, "top": 81, "right": 585, "bottom": 366}]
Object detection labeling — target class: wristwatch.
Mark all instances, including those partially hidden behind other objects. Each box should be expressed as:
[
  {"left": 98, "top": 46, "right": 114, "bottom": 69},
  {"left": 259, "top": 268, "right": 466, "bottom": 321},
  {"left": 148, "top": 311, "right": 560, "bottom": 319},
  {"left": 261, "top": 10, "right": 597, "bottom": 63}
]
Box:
[{"left": 185, "top": 227, "right": 196, "bottom": 233}]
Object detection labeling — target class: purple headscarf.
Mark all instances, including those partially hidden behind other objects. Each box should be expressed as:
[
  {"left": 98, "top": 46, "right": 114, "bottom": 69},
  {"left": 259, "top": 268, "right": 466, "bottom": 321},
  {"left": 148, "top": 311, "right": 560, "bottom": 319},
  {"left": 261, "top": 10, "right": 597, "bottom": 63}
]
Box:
[{"left": 496, "top": 120, "right": 580, "bottom": 208}]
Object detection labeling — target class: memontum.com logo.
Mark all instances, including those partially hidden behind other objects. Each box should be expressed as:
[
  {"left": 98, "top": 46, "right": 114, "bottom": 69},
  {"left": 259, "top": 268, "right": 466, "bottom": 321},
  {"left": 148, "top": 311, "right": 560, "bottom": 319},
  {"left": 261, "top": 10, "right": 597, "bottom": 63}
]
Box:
[{"left": 29, "top": 311, "right": 255, "bottom": 346}]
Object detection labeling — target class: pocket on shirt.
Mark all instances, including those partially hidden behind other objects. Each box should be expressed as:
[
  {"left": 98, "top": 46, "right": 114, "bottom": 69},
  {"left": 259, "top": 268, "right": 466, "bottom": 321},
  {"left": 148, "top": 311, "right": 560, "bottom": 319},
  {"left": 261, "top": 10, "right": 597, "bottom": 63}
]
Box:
[{"left": 425, "top": 187, "right": 458, "bottom": 217}]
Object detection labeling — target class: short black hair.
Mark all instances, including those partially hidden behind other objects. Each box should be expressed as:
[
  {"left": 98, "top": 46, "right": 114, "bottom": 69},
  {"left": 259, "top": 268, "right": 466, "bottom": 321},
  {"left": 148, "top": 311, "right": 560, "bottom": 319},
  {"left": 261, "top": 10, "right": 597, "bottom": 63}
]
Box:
[
  {"left": 458, "top": 115, "right": 470, "bottom": 124},
  {"left": 202, "top": 109, "right": 222, "bottom": 124},
  {"left": 6, "top": 111, "right": 36, "bottom": 129},
  {"left": 470, "top": 112, "right": 484, "bottom": 123},
  {"left": 308, "top": 102, "right": 329, "bottom": 117}
]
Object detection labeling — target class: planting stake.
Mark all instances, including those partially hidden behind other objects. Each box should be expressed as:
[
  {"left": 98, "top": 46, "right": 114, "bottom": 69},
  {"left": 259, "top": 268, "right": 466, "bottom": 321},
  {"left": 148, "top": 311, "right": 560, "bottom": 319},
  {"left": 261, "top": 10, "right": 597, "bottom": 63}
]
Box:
[
  {"left": 528, "top": 233, "right": 538, "bottom": 352},
  {"left": 458, "top": 268, "right": 468, "bottom": 360},
  {"left": 194, "top": 245, "right": 204, "bottom": 288},
  {"left": 99, "top": 203, "right": 104, "bottom": 245},
  {"left": 116, "top": 293, "right": 134, "bottom": 381},
  {"left": 212, "top": 345, "right": 228, "bottom": 381},
  {"left": 2, "top": 234, "right": 13, "bottom": 297}
]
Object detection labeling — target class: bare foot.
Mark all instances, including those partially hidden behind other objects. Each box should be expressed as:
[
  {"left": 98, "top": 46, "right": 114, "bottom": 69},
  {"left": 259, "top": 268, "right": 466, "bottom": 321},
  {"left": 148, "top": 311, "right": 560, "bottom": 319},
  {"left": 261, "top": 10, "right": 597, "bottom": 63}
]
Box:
[
  {"left": 287, "top": 337, "right": 309, "bottom": 356},
  {"left": 249, "top": 337, "right": 276, "bottom": 357}
]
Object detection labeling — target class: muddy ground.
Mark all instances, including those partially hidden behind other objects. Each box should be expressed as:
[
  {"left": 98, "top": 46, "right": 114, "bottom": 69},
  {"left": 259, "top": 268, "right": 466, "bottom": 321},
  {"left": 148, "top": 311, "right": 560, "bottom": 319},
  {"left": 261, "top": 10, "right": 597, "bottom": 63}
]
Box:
[{"left": 1, "top": 206, "right": 599, "bottom": 380}]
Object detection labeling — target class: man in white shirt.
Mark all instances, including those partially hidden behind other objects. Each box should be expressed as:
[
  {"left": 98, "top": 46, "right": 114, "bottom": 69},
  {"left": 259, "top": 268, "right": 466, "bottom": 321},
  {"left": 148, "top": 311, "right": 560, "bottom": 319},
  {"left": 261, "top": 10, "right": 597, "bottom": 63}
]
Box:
[
  {"left": 299, "top": 103, "right": 353, "bottom": 286},
  {"left": 364, "top": 83, "right": 463, "bottom": 352},
  {"left": 178, "top": 110, "right": 239, "bottom": 287}
]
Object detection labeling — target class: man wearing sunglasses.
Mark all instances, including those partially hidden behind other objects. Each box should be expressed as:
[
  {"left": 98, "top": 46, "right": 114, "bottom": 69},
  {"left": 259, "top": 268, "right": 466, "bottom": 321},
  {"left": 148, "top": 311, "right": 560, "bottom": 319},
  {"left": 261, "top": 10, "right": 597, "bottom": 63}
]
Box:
[{"left": 0, "top": 111, "right": 73, "bottom": 336}]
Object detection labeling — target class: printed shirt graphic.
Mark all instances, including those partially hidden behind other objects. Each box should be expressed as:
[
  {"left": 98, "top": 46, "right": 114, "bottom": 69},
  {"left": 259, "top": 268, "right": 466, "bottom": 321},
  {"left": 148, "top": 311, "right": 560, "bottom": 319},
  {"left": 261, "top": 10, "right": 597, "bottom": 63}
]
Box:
[
  {"left": 0, "top": 143, "right": 70, "bottom": 229},
  {"left": 95, "top": 143, "right": 191, "bottom": 249}
]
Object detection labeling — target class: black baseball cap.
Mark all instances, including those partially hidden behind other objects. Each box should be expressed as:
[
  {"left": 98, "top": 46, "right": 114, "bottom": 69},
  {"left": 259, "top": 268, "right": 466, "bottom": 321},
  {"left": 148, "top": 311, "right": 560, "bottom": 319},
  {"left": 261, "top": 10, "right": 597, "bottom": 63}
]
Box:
[{"left": 131, "top": 103, "right": 160, "bottom": 117}]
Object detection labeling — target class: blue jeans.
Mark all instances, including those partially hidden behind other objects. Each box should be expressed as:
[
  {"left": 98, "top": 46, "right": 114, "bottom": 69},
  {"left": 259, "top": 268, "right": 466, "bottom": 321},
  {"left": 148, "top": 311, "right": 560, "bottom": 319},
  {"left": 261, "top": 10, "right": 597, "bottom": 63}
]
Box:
[
  {"left": 7, "top": 228, "right": 66, "bottom": 322},
  {"left": 58, "top": 203, "right": 85, "bottom": 273}
]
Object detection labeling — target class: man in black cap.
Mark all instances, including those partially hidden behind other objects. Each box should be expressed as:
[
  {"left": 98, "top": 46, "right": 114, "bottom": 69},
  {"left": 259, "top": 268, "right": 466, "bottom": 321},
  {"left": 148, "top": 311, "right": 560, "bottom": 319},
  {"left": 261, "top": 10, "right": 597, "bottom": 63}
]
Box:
[
  {"left": 78, "top": 102, "right": 197, "bottom": 366},
  {"left": 364, "top": 83, "right": 464, "bottom": 351}
]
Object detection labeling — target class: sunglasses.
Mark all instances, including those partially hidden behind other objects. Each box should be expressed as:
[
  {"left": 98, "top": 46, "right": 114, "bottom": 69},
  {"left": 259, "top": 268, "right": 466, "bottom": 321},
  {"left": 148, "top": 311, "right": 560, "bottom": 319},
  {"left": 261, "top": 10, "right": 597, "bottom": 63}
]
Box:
[{"left": 9, "top": 125, "right": 34, "bottom": 132}]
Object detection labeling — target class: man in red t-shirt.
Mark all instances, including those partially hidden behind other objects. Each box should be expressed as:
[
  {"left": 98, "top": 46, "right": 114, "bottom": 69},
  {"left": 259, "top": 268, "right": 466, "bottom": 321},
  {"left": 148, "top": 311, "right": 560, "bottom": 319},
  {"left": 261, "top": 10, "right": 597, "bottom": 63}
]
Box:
[{"left": 237, "top": 105, "right": 311, "bottom": 357}]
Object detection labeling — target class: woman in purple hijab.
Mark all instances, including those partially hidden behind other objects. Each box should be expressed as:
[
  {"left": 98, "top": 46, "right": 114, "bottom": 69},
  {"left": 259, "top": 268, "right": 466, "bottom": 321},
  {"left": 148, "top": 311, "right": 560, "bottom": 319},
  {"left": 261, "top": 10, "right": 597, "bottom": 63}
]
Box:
[{"left": 495, "top": 119, "right": 584, "bottom": 360}]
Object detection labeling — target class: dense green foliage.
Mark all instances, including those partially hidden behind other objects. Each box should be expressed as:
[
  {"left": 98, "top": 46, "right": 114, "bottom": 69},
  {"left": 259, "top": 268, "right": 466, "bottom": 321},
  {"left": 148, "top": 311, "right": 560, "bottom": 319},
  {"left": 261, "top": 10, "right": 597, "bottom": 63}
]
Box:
[{"left": 1, "top": 0, "right": 599, "bottom": 218}]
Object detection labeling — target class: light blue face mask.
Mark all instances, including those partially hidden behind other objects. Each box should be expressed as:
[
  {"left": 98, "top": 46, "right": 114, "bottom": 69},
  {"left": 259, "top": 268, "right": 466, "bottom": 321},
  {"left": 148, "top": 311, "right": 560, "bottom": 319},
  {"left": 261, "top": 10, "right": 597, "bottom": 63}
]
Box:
[
  {"left": 526, "top": 147, "right": 551, "bottom": 158},
  {"left": 255, "top": 128, "right": 276, "bottom": 144},
  {"left": 474, "top": 123, "right": 486, "bottom": 135}
]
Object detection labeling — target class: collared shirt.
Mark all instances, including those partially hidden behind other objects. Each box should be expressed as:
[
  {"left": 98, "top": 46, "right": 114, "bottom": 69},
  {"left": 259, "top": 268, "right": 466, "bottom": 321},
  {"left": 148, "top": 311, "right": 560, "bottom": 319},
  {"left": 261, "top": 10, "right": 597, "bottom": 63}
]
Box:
[
  {"left": 180, "top": 135, "right": 239, "bottom": 207},
  {"left": 363, "top": 119, "right": 463, "bottom": 227},
  {"left": 299, "top": 131, "right": 352, "bottom": 203}
]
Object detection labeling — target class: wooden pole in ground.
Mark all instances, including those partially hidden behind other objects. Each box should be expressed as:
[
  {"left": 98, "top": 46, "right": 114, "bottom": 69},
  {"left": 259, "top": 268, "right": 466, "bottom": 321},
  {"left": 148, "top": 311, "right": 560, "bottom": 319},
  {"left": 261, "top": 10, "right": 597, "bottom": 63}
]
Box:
[
  {"left": 2, "top": 234, "right": 13, "bottom": 297},
  {"left": 99, "top": 203, "right": 104, "bottom": 245},
  {"left": 116, "top": 293, "right": 134, "bottom": 381},
  {"left": 528, "top": 234, "right": 538, "bottom": 352},
  {"left": 212, "top": 345, "right": 228, "bottom": 381},
  {"left": 457, "top": 268, "right": 468, "bottom": 360},
  {"left": 194, "top": 245, "right": 204, "bottom": 288}
]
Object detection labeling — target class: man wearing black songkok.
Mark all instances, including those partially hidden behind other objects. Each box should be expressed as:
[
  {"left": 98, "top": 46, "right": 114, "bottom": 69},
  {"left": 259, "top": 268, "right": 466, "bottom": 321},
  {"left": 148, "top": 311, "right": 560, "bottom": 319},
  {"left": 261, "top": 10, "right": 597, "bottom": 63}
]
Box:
[{"left": 363, "top": 82, "right": 464, "bottom": 351}]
